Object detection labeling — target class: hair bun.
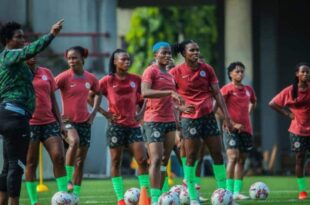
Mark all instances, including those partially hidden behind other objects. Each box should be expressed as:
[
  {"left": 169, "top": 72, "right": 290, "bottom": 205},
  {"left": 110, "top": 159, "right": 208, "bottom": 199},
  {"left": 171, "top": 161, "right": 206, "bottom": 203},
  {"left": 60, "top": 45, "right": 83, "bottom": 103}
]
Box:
[{"left": 83, "top": 48, "right": 89, "bottom": 58}]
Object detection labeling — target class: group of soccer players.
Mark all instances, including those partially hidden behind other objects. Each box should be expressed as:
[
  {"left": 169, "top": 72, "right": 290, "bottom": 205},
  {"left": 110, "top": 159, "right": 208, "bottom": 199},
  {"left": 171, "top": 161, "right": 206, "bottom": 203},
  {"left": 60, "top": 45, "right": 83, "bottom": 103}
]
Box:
[{"left": 0, "top": 19, "right": 309, "bottom": 205}]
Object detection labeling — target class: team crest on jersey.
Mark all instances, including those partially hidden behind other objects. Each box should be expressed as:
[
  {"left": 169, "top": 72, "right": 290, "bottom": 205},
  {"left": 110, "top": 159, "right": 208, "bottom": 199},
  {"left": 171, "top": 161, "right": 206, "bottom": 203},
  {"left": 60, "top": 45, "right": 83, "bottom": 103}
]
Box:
[
  {"left": 200, "top": 70, "right": 206, "bottom": 77},
  {"left": 130, "top": 81, "right": 136, "bottom": 88},
  {"left": 85, "top": 82, "right": 91, "bottom": 89},
  {"left": 42, "top": 75, "right": 48, "bottom": 81}
]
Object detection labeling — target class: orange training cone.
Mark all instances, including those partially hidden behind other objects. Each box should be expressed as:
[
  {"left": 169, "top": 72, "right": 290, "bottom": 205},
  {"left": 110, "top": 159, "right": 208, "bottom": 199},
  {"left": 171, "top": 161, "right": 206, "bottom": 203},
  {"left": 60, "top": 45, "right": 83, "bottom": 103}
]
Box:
[{"left": 139, "top": 187, "right": 150, "bottom": 205}]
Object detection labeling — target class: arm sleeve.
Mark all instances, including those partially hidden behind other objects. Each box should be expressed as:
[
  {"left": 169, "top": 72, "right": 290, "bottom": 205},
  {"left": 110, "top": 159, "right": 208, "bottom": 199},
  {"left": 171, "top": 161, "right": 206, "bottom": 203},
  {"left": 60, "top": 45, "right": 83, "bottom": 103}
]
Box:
[
  {"left": 4, "top": 33, "right": 54, "bottom": 65},
  {"left": 207, "top": 65, "right": 219, "bottom": 85},
  {"left": 271, "top": 88, "right": 289, "bottom": 107},
  {"left": 142, "top": 67, "right": 154, "bottom": 85},
  {"left": 99, "top": 77, "right": 108, "bottom": 96}
]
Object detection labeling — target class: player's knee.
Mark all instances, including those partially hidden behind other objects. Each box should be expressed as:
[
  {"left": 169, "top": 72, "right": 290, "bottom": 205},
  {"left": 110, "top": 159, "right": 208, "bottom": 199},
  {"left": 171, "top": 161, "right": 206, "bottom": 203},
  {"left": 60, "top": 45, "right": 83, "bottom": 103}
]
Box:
[
  {"left": 52, "top": 153, "right": 65, "bottom": 167},
  {"left": 228, "top": 154, "right": 238, "bottom": 164},
  {"left": 150, "top": 155, "right": 162, "bottom": 169},
  {"left": 136, "top": 155, "right": 148, "bottom": 167}
]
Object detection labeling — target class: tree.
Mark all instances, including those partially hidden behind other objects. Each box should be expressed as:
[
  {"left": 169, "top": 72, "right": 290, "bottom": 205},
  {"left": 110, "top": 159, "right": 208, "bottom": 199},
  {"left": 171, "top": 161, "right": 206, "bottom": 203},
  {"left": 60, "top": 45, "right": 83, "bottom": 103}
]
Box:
[{"left": 125, "top": 6, "right": 217, "bottom": 74}]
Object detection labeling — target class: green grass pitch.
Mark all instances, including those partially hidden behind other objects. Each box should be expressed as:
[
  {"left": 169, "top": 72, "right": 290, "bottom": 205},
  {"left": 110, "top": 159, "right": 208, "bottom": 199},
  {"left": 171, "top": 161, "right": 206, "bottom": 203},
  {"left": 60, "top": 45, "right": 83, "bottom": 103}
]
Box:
[{"left": 19, "top": 176, "right": 310, "bottom": 204}]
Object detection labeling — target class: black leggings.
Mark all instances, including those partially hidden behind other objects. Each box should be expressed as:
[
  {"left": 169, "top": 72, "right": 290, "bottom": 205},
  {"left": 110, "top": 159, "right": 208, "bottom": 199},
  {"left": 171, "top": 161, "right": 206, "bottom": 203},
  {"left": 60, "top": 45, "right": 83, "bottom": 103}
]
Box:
[{"left": 0, "top": 106, "right": 30, "bottom": 197}]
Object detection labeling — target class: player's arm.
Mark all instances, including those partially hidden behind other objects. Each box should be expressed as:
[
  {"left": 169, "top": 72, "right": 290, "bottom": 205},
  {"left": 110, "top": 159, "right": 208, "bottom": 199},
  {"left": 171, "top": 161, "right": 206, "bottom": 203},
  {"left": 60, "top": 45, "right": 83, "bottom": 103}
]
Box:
[
  {"left": 50, "top": 90, "right": 65, "bottom": 132},
  {"left": 268, "top": 100, "right": 294, "bottom": 119}
]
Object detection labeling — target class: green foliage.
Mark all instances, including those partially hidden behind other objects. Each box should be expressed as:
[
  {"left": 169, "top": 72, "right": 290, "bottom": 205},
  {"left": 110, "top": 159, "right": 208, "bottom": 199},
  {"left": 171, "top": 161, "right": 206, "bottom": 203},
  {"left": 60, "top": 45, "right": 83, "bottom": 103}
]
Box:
[{"left": 125, "top": 6, "right": 217, "bottom": 74}]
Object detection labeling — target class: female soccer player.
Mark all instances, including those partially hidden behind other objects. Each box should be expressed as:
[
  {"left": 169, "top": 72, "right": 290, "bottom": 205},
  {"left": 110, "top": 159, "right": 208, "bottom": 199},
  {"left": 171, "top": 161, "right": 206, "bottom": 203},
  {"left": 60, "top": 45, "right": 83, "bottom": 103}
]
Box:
[
  {"left": 55, "top": 46, "right": 101, "bottom": 200},
  {"left": 219, "top": 62, "right": 256, "bottom": 200},
  {"left": 24, "top": 55, "right": 67, "bottom": 205},
  {"left": 269, "top": 62, "right": 310, "bottom": 200},
  {"left": 142, "top": 42, "right": 184, "bottom": 205},
  {"left": 89, "top": 49, "right": 150, "bottom": 205},
  {"left": 169, "top": 40, "right": 232, "bottom": 205},
  {"left": 0, "top": 19, "right": 63, "bottom": 205}
]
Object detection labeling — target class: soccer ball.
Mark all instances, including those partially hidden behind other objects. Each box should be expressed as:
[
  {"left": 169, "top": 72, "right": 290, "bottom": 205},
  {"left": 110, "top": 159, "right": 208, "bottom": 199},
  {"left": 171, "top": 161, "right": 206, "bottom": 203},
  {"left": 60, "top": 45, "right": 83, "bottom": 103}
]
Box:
[
  {"left": 179, "top": 189, "right": 190, "bottom": 205},
  {"left": 51, "top": 191, "right": 72, "bottom": 205},
  {"left": 68, "top": 193, "right": 79, "bottom": 205},
  {"left": 124, "top": 188, "right": 140, "bottom": 205},
  {"left": 159, "top": 192, "right": 175, "bottom": 205},
  {"left": 170, "top": 185, "right": 183, "bottom": 196},
  {"left": 249, "top": 182, "right": 269, "bottom": 200},
  {"left": 211, "top": 189, "right": 234, "bottom": 205}
]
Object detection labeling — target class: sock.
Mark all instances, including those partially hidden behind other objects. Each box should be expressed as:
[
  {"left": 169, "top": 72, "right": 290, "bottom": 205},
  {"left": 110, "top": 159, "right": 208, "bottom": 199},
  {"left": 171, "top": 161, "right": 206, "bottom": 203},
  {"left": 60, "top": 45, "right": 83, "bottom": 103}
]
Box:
[
  {"left": 212, "top": 164, "right": 227, "bottom": 189},
  {"left": 181, "top": 157, "right": 186, "bottom": 177},
  {"left": 26, "top": 181, "right": 38, "bottom": 205},
  {"left": 73, "top": 185, "right": 81, "bottom": 196},
  {"left": 150, "top": 188, "right": 161, "bottom": 203},
  {"left": 56, "top": 176, "right": 68, "bottom": 192},
  {"left": 226, "top": 179, "right": 234, "bottom": 193},
  {"left": 185, "top": 165, "right": 198, "bottom": 200},
  {"left": 162, "top": 176, "right": 170, "bottom": 193},
  {"left": 297, "top": 177, "right": 307, "bottom": 192},
  {"left": 194, "top": 160, "right": 200, "bottom": 186},
  {"left": 66, "top": 165, "right": 74, "bottom": 182},
  {"left": 138, "top": 174, "right": 150, "bottom": 195},
  {"left": 234, "top": 179, "right": 243, "bottom": 195},
  {"left": 112, "top": 176, "right": 124, "bottom": 201}
]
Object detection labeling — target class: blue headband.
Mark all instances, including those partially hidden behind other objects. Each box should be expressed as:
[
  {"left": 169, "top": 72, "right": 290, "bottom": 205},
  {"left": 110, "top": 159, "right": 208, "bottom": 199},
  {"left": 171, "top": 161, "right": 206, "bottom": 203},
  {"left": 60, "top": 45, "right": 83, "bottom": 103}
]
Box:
[{"left": 152, "top": 41, "right": 170, "bottom": 53}]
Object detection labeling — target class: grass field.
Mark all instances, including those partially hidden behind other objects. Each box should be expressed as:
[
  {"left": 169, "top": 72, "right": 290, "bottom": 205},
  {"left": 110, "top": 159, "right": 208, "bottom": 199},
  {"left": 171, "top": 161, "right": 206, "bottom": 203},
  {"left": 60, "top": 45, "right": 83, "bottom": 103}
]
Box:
[{"left": 19, "top": 176, "right": 310, "bottom": 205}]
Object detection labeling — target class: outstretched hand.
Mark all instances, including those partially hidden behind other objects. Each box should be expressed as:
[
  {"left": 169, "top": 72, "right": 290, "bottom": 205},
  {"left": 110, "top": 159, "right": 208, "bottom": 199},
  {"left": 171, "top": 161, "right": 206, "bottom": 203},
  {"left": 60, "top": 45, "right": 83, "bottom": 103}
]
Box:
[{"left": 50, "top": 19, "right": 64, "bottom": 36}]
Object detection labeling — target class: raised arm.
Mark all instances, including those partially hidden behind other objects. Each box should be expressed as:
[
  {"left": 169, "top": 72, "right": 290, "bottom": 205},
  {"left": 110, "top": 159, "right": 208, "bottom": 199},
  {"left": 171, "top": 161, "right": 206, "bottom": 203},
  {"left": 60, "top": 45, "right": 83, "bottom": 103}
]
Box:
[{"left": 4, "top": 19, "right": 64, "bottom": 65}]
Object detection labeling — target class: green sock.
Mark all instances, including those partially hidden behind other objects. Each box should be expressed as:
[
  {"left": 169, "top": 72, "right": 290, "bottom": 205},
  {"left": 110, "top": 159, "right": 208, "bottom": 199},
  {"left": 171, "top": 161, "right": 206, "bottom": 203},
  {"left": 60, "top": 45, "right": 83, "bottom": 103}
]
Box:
[
  {"left": 297, "top": 177, "right": 307, "bottom": 192},
  {"left": 212, "top": 164, "right": 227, "bottom": 189},
  {"left": 73, "top": 185, "right": 81, "bottom": 196},
  {"left": 194, "top": 160, "right": 200, "bottom": 185},
  {"left": 234, "top": 179, "right": 243, "bottom": 195},
  {"left": 56, "top": 176, "right": 68, "bottom": 192},
  {"left": 181, "top": 157, "right": 186, "bottom": 177},
  {"left": 150, "top": 188, "right": 161, "bottom": 203},
  {"left": 226, "top": 179, "right": 234, "bottom": 193},
  {"left": 66, "top": 165, "right": 74, "bottom": 182},
  {"left": 138, "top": 174, "right": 150, "bottom": 195},
  {"left": 162, "top": 176, "right": 170, "bottom": 193},
  {"left": 112, "top": 176, "right": 124, "bottom": 201},
  {"left": 26, "top": 181, "right": 38, "bottom": 205},
  {"left": 185, "top": 165, "right": 198, "bottom": 200}
]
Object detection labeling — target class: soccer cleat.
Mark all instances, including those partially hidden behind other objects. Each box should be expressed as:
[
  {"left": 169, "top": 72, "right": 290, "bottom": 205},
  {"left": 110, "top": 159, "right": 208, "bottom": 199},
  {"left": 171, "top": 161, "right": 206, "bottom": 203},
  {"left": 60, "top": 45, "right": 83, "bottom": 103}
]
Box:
[
  {"left": 190, "top": 199, "right": 201, "bottom": 205},
  {"left": 233, "top": 193, "right": 250, "bottom": 200},
  {"left": 67, "top": 181, "right": 74, "bottom": 192},
  {"left": 298, "top": 191, "right": 308, "bottom": 200},
  {"left": 117, "top": 199, "right": 126, "bottom": 205}
]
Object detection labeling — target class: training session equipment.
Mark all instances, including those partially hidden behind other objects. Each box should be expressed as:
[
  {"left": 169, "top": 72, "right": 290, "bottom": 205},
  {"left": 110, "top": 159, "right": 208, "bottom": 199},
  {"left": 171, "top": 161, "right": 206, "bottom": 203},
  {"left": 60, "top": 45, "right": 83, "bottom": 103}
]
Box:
[
  {"left": 179, "top": 188, "right": 190, "bottom": 205},
  {"left": 249, "top": 182, "right": 269, "bottom": 200},
  {"left": 51, "top": 191, "right": 72, "bottom": 205},
  {"left": 211, "top": 188, "right": 234, "bottom": 205},
  {"left": 125, "top": 187, "right": 140, "bottom": 205}
]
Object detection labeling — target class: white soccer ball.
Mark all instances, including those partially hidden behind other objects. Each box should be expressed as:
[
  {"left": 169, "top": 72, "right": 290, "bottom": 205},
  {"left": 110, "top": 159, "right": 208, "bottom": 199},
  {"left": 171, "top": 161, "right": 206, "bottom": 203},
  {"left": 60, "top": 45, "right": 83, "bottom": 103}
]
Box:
[
  {"left": 170, "top": 185, "right": 183, "bottom": 196},
  {"left": 249, "top": 182, "right": 269, "bottom": 200},
  {"left": 211, "top": 189, "right": 234, "bottom": 205},
  {"left": 51, "top": 191, "right": 72, "bottom": 205},
  {"left": 179, "top": 189, "right": 190, "bottom": 205},
  {"left": 68, "top": 193, "right": 79, "bottom": 205},
  {"left": 124, "top": 187, "right": 140, "bottom": 205},
  {"left": 159, "top": 192, "right": 180, "bottom": 205}
]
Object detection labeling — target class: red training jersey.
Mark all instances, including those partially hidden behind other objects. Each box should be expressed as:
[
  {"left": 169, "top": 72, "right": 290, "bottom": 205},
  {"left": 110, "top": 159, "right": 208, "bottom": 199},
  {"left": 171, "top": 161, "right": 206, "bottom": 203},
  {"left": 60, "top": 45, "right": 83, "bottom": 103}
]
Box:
[
  {"left": 30, "top": 67, "right": 57, "bottom": 125},
  {"left": 142, "top": 64, "right": 176, "bottom": 122},
  {"left": 271, "top": 84, "right": 310, "bottom": 136},
  {"left": 100, "top": 73, "right": 142, "bottom": 127},
  {"left": 169, "top": 62, "right": 218, "bottom": 119},
  {"left": 55, "top": 69, "right": 100, "bottom": 123},
  {"left": 221, "top": 83, "right": 256, "bottom": 135}
]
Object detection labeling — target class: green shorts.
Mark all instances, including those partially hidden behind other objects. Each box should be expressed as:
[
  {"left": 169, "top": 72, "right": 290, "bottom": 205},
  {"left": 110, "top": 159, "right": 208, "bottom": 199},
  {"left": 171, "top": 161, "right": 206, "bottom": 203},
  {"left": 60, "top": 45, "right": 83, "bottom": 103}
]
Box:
[
  {"left": 143, "top": 122, "right": 176, "bottom": 143},
  {"left": 289, "top": 132, "right": 310, "bottom": 152},
  {"left": 64, "top": 121, "right": 91, "bottom": 147},
  {"left": 181, "top": 112, "right": 220, "bottom": 139},
  {"left": 107, "top": 123, "right": 144, "bottom": 148},
  {"left": 30, "top": 122, "right": 61, "bottom": 142},
  {"left": 223, "top": 131, "right": 253, "bottom": 153}
]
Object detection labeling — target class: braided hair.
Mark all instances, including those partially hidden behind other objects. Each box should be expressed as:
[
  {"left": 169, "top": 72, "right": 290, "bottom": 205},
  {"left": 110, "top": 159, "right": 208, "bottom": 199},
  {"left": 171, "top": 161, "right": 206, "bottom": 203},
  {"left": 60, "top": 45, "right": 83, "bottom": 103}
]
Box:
[
  {"left": 108, "top": 49, "right": 128, "bottom": 75},
  {"left": 64, "top": 46, "right": 88, "bottom": 64}
]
